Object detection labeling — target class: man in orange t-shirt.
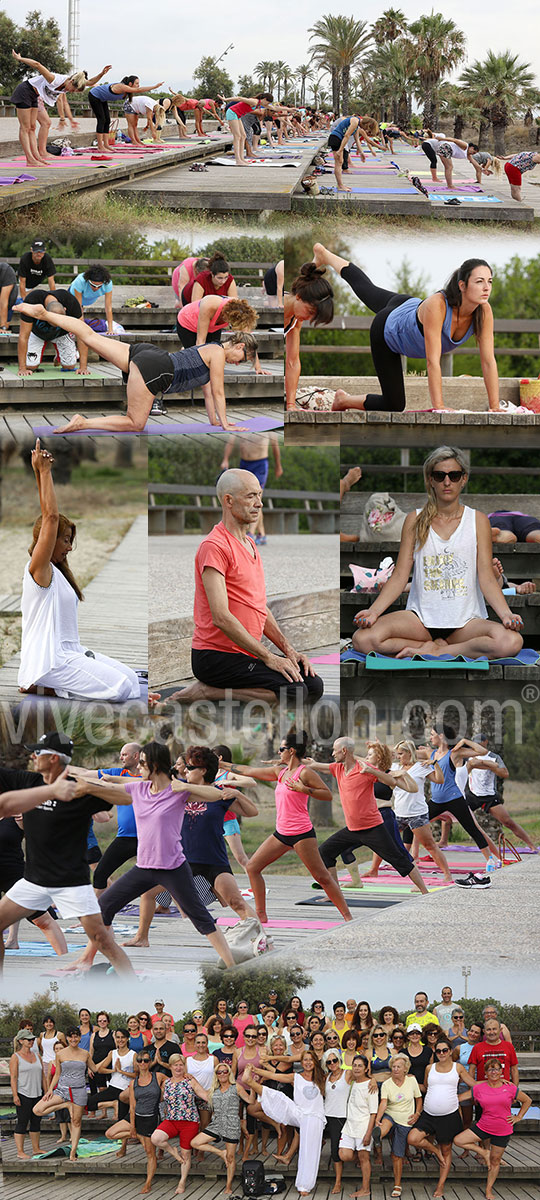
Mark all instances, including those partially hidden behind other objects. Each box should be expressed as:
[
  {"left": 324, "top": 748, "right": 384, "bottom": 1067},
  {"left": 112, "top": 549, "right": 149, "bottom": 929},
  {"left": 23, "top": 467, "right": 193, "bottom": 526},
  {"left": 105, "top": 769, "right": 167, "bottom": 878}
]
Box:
[
  {"left": 171, "top": 469, "right": 323, "bottom": 703},
  {"left": 315, "top": 738, "right": 428, "bottom": 893}
]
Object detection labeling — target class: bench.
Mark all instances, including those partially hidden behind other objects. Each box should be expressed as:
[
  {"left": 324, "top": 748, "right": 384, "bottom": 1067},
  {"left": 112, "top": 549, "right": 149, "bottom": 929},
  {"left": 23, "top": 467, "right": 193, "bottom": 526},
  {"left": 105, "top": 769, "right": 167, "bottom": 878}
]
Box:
[{"left": 148, "top": 484, "right": 340, "bottom": 536}]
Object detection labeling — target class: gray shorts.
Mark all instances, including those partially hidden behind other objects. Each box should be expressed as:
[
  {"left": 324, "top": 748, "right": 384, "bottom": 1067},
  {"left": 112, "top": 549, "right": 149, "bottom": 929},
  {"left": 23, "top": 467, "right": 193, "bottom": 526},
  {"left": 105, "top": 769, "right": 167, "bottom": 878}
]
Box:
[{"left": 396, "top": 813, "right": 430, "bottom": 832}]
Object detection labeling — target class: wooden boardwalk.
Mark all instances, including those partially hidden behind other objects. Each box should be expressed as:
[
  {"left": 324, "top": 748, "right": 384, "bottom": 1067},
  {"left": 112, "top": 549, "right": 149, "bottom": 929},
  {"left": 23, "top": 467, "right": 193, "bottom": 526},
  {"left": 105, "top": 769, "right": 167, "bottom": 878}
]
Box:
[
  {"left": 114, "top": 138, "right": 325, "bottom": 211},
  {"left": 1, "top": 403, "right": 284, "bottom": 444},
  {"left": 0, "top": 514, "right": 147, "bottom": 703},
  {"left": 285, "top": 410, "right": 540, "bottom": 448},
  {"left": 0, "top": 135, "right": 233, "bottom": 213}
]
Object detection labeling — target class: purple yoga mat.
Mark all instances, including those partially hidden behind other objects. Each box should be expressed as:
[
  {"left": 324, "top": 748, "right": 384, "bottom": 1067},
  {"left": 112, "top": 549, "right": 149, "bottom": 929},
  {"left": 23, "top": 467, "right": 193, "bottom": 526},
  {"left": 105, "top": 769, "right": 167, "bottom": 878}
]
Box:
[
  {"left": 32, "top": 415, "right": 284, "bottom": 437},
  {"left": 0, "top": 174, "right": 37, "bottom": 184},
  {"left": 426, "top": 183, "right": 482, "bottom": 192}
]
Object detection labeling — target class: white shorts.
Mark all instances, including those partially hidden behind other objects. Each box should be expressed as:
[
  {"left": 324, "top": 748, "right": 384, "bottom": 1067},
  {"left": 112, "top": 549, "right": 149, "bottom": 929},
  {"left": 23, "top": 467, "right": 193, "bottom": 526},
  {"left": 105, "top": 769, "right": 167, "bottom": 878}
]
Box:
[
  {"left": 5, "top": 878, "right": 102, "bottom": 918},
  {"left": 26, "top": 330, "right": 77, "bottom": 368},
  {"left": 339, "top": 1130, "right": 373, "bottom": 1152}
]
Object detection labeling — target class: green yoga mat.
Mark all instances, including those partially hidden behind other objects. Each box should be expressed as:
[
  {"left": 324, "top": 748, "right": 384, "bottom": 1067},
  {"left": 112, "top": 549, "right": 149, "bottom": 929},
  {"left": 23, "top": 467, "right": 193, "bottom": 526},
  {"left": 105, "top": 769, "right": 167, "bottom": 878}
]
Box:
[
  {"left": 366, "top": 654, "right": 489, "bottom": 671},
  {"left": 3, "top": 364, "right": 104, "bottom": 380},
  {"left": 34, "top": 1137, "right": 121, "bottom": 1159}
]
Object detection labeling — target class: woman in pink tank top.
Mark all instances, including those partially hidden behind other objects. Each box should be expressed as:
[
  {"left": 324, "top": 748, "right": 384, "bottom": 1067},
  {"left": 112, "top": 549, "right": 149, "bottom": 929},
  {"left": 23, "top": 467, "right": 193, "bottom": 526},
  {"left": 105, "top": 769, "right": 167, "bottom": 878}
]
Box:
[
  {"left": 221, "top": 731, "right": 352, "bottom": 925},
  {"left": 176, "top": 296, "right": 258, "bottom": 350}
]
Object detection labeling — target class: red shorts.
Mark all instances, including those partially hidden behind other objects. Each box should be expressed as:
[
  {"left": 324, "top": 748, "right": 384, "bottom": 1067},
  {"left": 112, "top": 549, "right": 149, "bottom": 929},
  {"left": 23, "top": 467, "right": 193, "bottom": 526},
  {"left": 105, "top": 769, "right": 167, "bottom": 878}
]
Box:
[
  {"left": 504, "top": 162, "right": 522, "bottom": 186},
  {"left": 157, "top": 1118, "right": 199, "bottom": 1149}
]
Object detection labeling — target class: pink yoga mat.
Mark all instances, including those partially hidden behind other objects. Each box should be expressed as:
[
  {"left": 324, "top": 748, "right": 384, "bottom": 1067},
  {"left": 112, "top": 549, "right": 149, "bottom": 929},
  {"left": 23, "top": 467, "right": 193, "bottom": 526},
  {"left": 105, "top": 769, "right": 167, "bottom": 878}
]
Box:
[{"left": 311, "top": 653, "right": 340, "bottom": 664}]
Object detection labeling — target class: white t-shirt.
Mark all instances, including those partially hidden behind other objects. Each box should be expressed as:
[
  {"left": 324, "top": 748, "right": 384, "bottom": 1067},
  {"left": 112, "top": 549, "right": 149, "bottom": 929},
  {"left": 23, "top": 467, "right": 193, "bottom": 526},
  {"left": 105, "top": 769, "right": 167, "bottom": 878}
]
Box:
[
  {"left": 468, "top": 752, "right": 503, "bottom": 797},
  {"left": 324, "top": 1070, "right": 349, "bottom": 1117},
  {"left": 29, "top": 73, "right": 70, "bottom": 106},
  {"left": 393, "top": 760, "right": 431, "bottom": 819},
  {"left": 128, "top": 95, "right": 155, "bottom": 115}
]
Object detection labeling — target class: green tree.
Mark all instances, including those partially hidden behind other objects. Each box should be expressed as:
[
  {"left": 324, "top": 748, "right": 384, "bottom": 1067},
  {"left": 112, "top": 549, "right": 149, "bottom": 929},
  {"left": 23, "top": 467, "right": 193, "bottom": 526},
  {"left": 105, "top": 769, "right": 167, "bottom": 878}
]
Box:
[
  {"left": 192, "top": 56, "right": 233, "bottom": 100},
  {"left": 237, "top": 74, "right": 257, "bottom": 96},
  {"left": 309, "top": 15, "right": 373, "bottom": 114},
  {"left": 368, "top": 38, "right": 415, "bottom": 124},
  {"left": 18, "top": 10, "right": 70, "bottom": 72},
  {"left": 438, "top": 82, "right": 479, "bottom": 140},
  {"left": 0, "top": 12, "right": 22, "bottom": 93},
  {"left": 460, "top": 51, "right": 539, "bottom": 154},
  {"left": 371, "top": 7, "right": 409, "bottom": 45},
  {"left": 408, "top": 12, "right": 466, "bottom": 127},
  {"left": 296, "top": 64, "right": 314, "bottom": 106},
  {"left": 254, "top": 61, "right": 276, "bottom": 92},
  {"left": 197, "top": 965, "right": 314, "bottom": 1017}
]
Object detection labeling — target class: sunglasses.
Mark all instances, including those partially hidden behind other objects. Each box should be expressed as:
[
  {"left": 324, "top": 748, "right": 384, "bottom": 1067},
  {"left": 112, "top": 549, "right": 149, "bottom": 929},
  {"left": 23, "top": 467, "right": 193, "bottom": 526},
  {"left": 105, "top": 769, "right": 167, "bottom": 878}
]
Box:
[
  {"left": 139, "top": 1056, "right": 151, "bottom": 1062},
  {"left": 373, "top": 1033, "right": 385, "bottom": 1038},
  {"left": 223, "top": 1034, "right": 235, "bottom": 1039},
  {"left": 431, "top": 470, "right": 464, "bottom": 483},
  {"left": 244, "top": 1034, "right": 257, "bottom": 1039},
  {"left": 326, "top": 1057, "right": 339, "bottom": 1065},
  {"left": 436, "top": 1048, "right": 450, "bottom": 1055}
]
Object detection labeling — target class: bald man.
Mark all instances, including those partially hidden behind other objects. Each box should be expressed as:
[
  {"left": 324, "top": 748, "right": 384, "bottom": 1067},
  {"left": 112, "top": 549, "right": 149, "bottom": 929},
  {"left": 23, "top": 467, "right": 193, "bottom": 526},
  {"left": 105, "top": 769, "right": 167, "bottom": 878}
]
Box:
[{"left": 169, "top": 469, "right": 323, "bottom": 703}]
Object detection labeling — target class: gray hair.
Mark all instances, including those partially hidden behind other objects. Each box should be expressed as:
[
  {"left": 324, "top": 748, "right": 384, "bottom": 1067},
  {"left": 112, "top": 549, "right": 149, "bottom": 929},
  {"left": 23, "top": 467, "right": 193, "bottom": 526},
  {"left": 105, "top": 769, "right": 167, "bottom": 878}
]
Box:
[{"left": 334, "top": 737, "right": 354, "bottom": 752}]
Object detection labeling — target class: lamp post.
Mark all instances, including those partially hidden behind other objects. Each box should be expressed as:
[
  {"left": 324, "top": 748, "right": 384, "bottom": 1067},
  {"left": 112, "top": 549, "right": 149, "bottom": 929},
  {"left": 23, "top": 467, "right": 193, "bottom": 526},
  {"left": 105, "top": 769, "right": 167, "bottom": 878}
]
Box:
[
  {"left": 67, "top": 0, "right": 80, "bottom": 69},
  {"left": 461, "top": 965, "right": 471, "bottom": 999}
]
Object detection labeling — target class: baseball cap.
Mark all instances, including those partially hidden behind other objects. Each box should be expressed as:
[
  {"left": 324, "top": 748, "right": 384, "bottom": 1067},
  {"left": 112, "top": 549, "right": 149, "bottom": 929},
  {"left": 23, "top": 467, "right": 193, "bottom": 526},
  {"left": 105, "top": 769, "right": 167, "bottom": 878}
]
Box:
[
  {"left": 31, "top": 239, "right": 46, "bottom": 252},
  {"left": 15, "top": 1029, "right": 36, "bottom": 1041},
  {"left": 25, "top": 731, "right": 74, "bottom": 758},
  {"left": 407, "top": 1023, "right": 422, "bottom": 1032}
]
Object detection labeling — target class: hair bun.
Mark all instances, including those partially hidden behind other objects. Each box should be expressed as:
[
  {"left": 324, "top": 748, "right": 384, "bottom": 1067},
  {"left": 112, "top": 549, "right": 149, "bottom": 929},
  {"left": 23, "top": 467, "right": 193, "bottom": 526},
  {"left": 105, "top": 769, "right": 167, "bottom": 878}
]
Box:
[{"left": 300, "top": 262, "right": 324, "bottom": 280}]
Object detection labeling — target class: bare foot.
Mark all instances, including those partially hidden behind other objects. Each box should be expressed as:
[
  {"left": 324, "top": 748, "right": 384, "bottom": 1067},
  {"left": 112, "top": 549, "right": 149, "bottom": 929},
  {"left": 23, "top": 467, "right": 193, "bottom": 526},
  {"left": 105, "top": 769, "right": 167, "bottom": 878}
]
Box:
[
  {"left": 69, "top": 1151, "right": 77, "bottom": 1161},
  {"left": 54, "top": 414, "right": 89, "bottom": 434},
  {"left": 141, "top": 1184, "right": 152, "bottom": 1194},
  {"left": 16, "top": 1153, "right": 30, "bottom": 1160},
  {"left": 362, "top": 870, "right": 378, "bottom": 878},
  {"left": 312, "top": 243, "right": 328, "bottom": 268},
  {"left": 331, "top": 1185, "right": 341, "bottom": 1194},
  {"left": 332, "top": 389, "right": 365, "bottom": 412},
  {"left": 175, "top": 1187, "right": 186, "bottom": 1195},
  {"left": 122, "top": 936, "right": 149, "bottom": 947},
  {"left": 350, "top": 1191, "right": 370, "bottom": 1197},
  {"left": 116, "top": 1147, "right": 127, "bottom": 1158},
  {"left": 274, "top": 1153, "right": 292, "bottom": 1165}
]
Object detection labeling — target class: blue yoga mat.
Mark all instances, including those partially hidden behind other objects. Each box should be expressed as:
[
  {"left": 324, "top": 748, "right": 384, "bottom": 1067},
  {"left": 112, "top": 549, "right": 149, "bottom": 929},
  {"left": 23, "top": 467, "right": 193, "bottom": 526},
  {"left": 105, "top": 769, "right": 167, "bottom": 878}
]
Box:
[
  {"left": 430, "top": 194, "right": 502, "bottom": 204},
  {"left": 341, "top": 648, "right": 539, "bottom": 669},
  {"left": 6, "top": 941, "right": 85, "bottom": 956},
  {"left": 32, "top": 415, "right": 284, "bottom": 437}
]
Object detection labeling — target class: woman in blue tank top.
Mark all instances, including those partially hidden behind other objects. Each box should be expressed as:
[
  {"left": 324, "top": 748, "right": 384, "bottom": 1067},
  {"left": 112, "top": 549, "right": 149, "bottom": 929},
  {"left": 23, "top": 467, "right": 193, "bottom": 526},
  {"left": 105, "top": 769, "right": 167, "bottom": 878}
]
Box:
[
  {"left": 425, "top": 724, "right": 499, "bottom": 869},
  {"left": 14, "top": 300, "right": 256, "bottom": 433},
  {"left": 309, "top": 245, "right": 500, "bottom": 412},
  {"left": 89, "top": 73, "right": 164, "bottom": 153},
  {"left": 327, "top": 116, "right": 378, "bottom": 190}
]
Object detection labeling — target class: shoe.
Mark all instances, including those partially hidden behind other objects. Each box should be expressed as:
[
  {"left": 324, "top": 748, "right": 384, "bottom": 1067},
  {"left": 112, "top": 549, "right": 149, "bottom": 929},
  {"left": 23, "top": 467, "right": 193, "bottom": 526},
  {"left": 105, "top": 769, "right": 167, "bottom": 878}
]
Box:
[
  {"left": 255, "top": 535, "right": 267, "bottom": 545},
  {"left": 454, "top": 872, "right": 491, "bottom": 888}
]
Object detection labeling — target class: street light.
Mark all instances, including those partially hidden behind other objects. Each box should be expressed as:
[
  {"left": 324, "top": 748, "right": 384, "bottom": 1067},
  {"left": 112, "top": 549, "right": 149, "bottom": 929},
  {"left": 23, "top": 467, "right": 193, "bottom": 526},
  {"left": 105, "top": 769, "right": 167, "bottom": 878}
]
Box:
[
  {"left": 214, "top": 44, "right": 234, "bottom": 68},
  {"left": 461, "top": 965, "right": 471, "bottom": 999}
]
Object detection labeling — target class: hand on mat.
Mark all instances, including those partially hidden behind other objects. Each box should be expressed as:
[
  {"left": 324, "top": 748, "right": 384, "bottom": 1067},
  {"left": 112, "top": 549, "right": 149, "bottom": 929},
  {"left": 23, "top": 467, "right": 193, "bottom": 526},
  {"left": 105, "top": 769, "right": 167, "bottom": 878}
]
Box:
[
  {"left": 18, "top": 368, "right": 34, "bottom": 377},
  {"left": 354, "top": 609, "right": 378, "bottom": 628},
  {"left": 266, "top": 653, "right": 302, "bottom": 683},
  {"left": 76, "top": 368, "right": 91, "bottom": 376},
  {"left": 503, "top": 614, "right": 523, "bottom": 630}
]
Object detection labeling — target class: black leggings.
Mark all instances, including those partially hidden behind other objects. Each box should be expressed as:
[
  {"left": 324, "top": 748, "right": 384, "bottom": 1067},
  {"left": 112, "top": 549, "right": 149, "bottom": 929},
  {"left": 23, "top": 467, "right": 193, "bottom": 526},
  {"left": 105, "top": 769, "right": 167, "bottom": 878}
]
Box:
[
  {"left": 176, "top": 324, "right": 221, "bottom": 347},
  {"left": 325, "top": 1115, "right": 346, "bottom": 1161},
  {"left": 87, "top": 1084, "right": 129, "bottom": 1121},
  {"left": 15, "top": 1093, "right": 42, "bottom": 1133},
  {"left": 319, "top": 824, "right": 415, "bottom": 878},
  {"left": 340, "top": 263, "right": 411, "bottom": 412},
  {"left": 92, "top": 836, "right": 138, "bottom": 890},
  {"left": 421, "top": 141, "right": 438, "bottom": 169},
  {"left": 99, "top": 862, "right": 217, "bottom": 935},
  {"left": 427, "top": 797, "right": 488, "bottom": 850},
  {"left": 89, "top": 93, "right": 111, "bottom": 133},
  {"left": 192, "top": 648, "right": 324, "bottom": 703}
]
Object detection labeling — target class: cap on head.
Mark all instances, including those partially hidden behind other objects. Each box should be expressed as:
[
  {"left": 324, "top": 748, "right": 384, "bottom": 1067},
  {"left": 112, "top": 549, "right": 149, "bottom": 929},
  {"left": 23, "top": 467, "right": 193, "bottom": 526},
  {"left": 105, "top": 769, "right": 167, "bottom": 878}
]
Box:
[
  {"left": 25, "top": 731, "right": 74, "bottom": 759},
  {"left": 31, "top": 239, "right": 46, "bottom": 252},
  {"left": 15, "top": 1029, "right": 35, "bottom": 1041}
]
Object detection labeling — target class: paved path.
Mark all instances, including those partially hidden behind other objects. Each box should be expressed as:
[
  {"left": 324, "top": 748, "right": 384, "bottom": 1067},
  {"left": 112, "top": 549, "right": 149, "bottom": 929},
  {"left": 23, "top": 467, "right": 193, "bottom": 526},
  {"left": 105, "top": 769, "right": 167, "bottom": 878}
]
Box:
[{"left": 0, "top": 514, "right": 147, "bottom": 702}]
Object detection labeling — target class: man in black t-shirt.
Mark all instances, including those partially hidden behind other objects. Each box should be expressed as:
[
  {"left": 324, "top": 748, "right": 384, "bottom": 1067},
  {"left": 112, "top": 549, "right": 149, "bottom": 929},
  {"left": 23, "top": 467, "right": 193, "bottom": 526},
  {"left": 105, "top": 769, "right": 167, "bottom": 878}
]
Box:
[
  {"left": 17, "top": 288, "right": 89, "bottom": 377},
  {"left": 0, "top": 764, "right": 68, "bottom": 955},
  {"left": 18, "top": 240, "right": 56, "bottom": 298},
  {"left": 0, "top": 732, "right": 134, "bottom": 977},
  {"left": 148, "top": 1021, "right": 178, "bottom": 1077}
]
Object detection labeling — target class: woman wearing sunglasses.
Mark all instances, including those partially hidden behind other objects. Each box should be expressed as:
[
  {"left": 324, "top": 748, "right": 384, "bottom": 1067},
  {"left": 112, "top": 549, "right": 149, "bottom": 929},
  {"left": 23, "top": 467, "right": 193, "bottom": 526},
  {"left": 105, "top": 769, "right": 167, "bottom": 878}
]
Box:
[
  {"left": 354, "top": 445, "right": 523, "bottom": 662},
  {"left": 453, "top": 1059, "right": 531, "bottom": 1199},
  {"left": 310, "top": 246, "right": 500, "bottom": 413},
  {"left": 407, "top": 1038, "right": 476, "bottom": 1199}
]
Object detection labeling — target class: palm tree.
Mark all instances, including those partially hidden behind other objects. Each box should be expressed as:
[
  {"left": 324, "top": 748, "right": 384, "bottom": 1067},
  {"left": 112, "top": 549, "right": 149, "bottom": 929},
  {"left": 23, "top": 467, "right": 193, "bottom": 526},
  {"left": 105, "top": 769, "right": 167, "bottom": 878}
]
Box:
[
  {"left": 460, "top": 51, "right": 540, "bottom": 154},
  {"left": 296, "top": 63, "right": 314, "bottom": 106},
  {"left": 438, "top": 82, "right": 479, "bottom": 140},
  {"left": 371, "top": 8, "right": 409, "bottom": 46},
  {"left": 254, "top": 61, "right": 276, "bottom": 93},
  {"left": 408, "top": 12, "right": 466, "bottom": 127},
  {"left": 309, "top": 14, "right": 373, "bottom": 114},
  {"left": 273, "top": 60, "right": 290, "bottom": 102},
  {"left": 368, "top": 38, "right": 415, "bottom": 124}
]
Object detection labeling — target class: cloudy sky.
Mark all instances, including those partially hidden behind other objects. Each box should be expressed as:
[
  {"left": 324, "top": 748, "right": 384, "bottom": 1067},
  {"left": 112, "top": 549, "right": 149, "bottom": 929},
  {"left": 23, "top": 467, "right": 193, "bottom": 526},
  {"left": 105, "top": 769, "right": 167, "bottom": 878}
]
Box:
[{"left": 9, "top": 1, "right": 540, "bottom": 93}]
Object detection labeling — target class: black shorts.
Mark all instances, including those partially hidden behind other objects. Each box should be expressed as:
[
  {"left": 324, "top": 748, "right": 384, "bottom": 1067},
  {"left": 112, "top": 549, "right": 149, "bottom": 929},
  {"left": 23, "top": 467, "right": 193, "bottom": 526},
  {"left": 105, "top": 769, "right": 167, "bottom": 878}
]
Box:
[
  {"left": 328, "top": 134, "right": 342, "bottom": 151},
  {"left": 189, "top": 861, "right": 233, "bottom": 886},
  {"left": 470, "top": 1121, "right": 511, "bottom": 1148},
  {"left": 415, "top": 1108, "right": 463, "bottom": 1144},
  {"left": 123, "top": 343, "right": 174, "bottom": 396},
  {"left": 264, "top": 266, "right": 277, "bottom": 296},
  {"left": 489, "top": 512, "right": 540, "bottom": 540},
  {"left": 319, "top": 825, "right": 414, "bottom": 878},
  {"left": 87, "top": 845, "right": 102, "bottom": 865},
  {"left": 465, "top": 785, "right": 500, "bottom": 813},
  {"left": 425, "top": 627, "right": 455, "bottom": 641},
  {"left": 11, "top": 81, "right": 39, "bottom": 109},
  {"left": 176, "top": 324, "right": 221, "bottom": 348},
  {"left": 136, "top": 1112, "right": 160, "bottom": 1138},
  {"left": 206, "top": 1129, "right": 239, "bottom": 1144},
  {"left": 191, "top": 648, "right": 324, "bottom": 704},
  {"left": 273, "top": 827, "right": 316, "bottom": 847}
]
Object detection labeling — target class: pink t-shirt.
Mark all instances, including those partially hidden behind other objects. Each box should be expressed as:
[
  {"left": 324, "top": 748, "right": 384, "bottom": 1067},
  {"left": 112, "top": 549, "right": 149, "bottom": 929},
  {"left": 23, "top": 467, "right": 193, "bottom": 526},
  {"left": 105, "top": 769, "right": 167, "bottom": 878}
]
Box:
[
  {"left": 172, "top": 258, "right": 195, "bottom": 299},
  {"left": 329, "top": 762, "right": 382, "bottom": 831},
  {"left": 123, "top": 780, "right": 189, "bottom": 869},
  {"left": 274, "top": 765, "right": 312, "bottom": 836},
  {"left": 232, "top": 1015, "right": 257, "bottom": 1047},
  {"left": 473, "top": 1081, "right": 518, "bottom": 1137},
  {"left": 178, "top": 298, "right": 229, "bottom": 333},
  {"left": 192, "top": 522, "right": 267, "bottom": 655}
]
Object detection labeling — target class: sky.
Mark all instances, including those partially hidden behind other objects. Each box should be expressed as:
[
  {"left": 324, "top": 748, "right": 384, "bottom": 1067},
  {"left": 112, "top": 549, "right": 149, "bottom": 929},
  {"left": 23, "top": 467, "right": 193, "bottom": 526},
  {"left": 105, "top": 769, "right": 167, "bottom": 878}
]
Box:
[
  {"left": 344, "top": 229, "right": 540, "bottom": 291},
  {"left": 8, "top": 1, "right": 540, "bottom": 94}
]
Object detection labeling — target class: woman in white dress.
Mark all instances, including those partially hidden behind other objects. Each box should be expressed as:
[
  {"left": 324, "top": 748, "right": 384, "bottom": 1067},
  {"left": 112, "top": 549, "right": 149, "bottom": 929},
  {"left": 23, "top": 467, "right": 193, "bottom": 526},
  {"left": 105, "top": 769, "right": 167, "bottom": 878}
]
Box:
[
  {"left": 338, "top": 1055, "right": 378, "bottom": 1198},
  {"left": 244, "top": 1052, "right": 326, "bottom": 1195},
  {"left": 354, "top": 446, "right": 523, "bottom": 660},
  {"left": 18, "top": 440, "right": 140, "bottom": 701}
]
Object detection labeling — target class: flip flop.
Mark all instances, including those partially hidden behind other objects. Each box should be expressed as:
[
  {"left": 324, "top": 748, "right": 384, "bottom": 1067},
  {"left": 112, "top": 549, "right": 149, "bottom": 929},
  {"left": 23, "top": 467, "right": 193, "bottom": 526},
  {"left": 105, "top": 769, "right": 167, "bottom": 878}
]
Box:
[{"left": 444, "top": 197, "right": 461, "bottom": 205}]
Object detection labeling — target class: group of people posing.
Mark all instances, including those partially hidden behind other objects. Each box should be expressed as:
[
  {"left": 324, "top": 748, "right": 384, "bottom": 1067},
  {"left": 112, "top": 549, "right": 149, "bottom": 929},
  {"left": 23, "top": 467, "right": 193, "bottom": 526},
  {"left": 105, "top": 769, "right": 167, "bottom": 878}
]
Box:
[{"left": 8, "top": 990, "right": 530, "bottom": 1199}]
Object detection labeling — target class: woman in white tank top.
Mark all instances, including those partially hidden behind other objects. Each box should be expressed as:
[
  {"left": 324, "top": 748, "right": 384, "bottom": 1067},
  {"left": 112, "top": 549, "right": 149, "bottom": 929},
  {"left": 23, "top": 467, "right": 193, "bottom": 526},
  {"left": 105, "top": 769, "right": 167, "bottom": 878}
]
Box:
[
  {"left": 18, "top": 440, "right": 140, "bottom": 701},
  {"left": 408, "top": 1038, "right": 476, "bottom": 1199},
  {"left": 353, "top": 446, "right": 523, "bottom": 662}
]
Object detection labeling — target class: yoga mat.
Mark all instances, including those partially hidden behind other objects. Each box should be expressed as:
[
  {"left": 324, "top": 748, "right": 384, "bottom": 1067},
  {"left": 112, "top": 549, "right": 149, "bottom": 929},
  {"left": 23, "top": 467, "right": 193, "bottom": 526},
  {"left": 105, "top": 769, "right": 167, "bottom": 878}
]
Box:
[
  {"left": 3, "top": 364, "right": 104, "bottom": 380},
  {"left": 210, "top": 156, "right": 295, "bottom": 167},
  {"left": 6, "top": 941, "right": 85, "bottom": 955},
  {"left": 325, "top": 881, "right": 446, "bottom": 894},
  {"left": 0, "top": 174, "right": 37, "bottom": 184},
  {"left": 311, "top": 653, "right": 340, "bottom": 664},
  {"left": 426, "top": 184, "right": 483, "bottom": 193},
  {"left": 430, "top": 193, "right": 502, "bottom": 204},
  {"left": 340, "top": 649, "right": 489, "bottom": 670},
  {"left": 325, "top": 186, "right": 417, "bottom": 195},
  {"left": 33, "top": 415, "right": 284, "bottom": 437},
  {"left": 298, "top": 896, "right": 400, "bottom": 909}
]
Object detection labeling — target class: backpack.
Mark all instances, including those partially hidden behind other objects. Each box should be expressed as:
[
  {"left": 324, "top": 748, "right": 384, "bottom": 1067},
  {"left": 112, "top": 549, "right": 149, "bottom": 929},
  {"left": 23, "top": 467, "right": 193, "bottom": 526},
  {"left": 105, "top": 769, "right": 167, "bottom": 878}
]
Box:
[{"left": 242, "top": 1160, "right": 266, "bottom": 1197}]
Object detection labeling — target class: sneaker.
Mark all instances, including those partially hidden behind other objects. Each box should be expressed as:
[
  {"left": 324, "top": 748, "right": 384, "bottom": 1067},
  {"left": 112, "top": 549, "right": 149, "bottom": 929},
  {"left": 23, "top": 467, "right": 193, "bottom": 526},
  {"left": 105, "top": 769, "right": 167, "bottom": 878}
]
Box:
[{"left": 455, "top": 872, "right": 491, "bottom": 889}]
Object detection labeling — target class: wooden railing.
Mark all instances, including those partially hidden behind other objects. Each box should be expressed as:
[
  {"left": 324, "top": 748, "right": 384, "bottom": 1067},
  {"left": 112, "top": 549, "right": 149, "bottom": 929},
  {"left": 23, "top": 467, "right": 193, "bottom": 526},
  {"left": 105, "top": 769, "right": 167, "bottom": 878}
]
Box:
[{"left": 4, "top": 258, "right": 275, "bottom": 287}]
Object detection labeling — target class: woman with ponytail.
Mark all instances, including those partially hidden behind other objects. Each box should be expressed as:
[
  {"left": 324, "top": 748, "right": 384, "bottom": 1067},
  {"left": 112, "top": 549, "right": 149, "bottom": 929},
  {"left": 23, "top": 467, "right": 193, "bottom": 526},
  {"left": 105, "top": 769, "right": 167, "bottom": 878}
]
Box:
[
  {"left": 310, "top": 245, "right": 500, "bottom": 412},
  {"left": 353, "top": 445, "right": 524, "bottom": 660},
  {"left": 18, "top": 440, "right": 140, "bottom": 700},
  {"left": 219, "top": 730, "right": 352, "bottom": 924},
  {"left": 285, "top": 261, "right": 334, "bottom": 409}
]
